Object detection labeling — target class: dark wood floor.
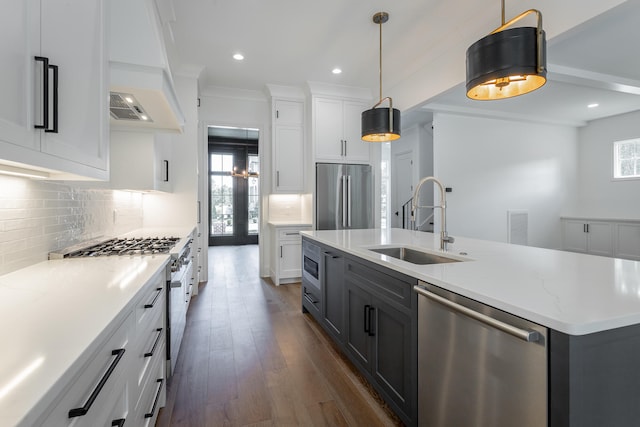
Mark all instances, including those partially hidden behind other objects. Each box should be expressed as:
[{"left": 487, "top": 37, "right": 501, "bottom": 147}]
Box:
[{"left": 156, "top": 245, "right": 401, "bottom": 427}]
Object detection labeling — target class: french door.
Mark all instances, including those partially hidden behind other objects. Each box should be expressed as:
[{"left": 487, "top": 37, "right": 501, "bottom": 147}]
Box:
[{"left": 208, "top": 148, "right": 259, "bottom": 245}]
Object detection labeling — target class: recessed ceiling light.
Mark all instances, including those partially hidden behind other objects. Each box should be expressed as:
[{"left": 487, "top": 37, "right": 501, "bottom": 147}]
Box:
[
  {"left": 233, "top": 53, "right": 244, "bottom": 61},
  {"left": 140, "top": 115, "right": 148, "bottom": 121},
  {"left": 332, "top": 68, "right": 342, "bottom": 75},
  {"left": 124, "top": 96, "right": 133, "bottom": 103},
  {"left": 588, "top": 103, "right": 599, "bottom": 108}
]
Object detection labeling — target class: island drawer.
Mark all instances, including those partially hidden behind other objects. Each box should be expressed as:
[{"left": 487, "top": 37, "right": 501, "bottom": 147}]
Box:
[{"left": 345, "top": 258, "right": 415, "bottom": 309}]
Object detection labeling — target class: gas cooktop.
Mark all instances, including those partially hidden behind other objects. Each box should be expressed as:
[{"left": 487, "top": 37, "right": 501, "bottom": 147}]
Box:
[{"left": 60, "top": 237, "right": 180, "bottom": 258}]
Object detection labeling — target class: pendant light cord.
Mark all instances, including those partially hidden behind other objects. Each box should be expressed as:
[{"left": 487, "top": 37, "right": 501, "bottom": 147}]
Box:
[{"left": 378, "top": 17, "right": 383, "bottom": 103}]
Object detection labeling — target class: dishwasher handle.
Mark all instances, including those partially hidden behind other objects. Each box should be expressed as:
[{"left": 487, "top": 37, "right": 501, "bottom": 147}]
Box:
[{"left": 414, "top": 285, "right": 540, "bottom": 343}]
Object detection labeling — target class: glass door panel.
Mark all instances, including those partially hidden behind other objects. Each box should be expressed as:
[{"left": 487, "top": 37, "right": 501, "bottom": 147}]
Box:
[{"left": 248, "top": 154, "right": 260, "bottom": 235}]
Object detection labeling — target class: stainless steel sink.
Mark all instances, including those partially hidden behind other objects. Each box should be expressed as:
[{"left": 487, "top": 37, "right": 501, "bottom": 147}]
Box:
[{"left": 369, "top": 247, "right": 462, "bottom": 265}]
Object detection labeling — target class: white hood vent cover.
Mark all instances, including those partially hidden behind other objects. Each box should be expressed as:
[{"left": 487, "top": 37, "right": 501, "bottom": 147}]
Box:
[{"left": 109, "top": 92, "right": 153, "bottom": 122}]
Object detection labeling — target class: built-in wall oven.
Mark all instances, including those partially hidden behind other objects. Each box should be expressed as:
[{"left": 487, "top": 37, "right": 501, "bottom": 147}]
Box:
[{"left": 301, "top": 239, "right": 321, "bottom": 315}]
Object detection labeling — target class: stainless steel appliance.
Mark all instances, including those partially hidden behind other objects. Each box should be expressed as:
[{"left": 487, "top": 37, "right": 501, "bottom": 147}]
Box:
[
  {"left": 316, "top": 163, "right": 373, "bottom": 230},
  {"left": 49, "top": 235, "right": 193, "bottom": 379},
  {"left": 301, "top": 239, "right": 321, "bottom": 314},
  {"left": 414, "top": 281, "right": 548, "bottom": 427}
]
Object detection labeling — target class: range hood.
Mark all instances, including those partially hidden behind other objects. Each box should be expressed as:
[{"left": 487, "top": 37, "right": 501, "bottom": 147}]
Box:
[
  {"left": 109, "top": 0, "right": 185, "bottom": 132},
  {"left": 110, "top": 61, "right": 185, "bottom": 132}
]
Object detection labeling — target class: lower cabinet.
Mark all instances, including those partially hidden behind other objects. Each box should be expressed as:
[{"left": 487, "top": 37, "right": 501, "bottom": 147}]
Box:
[
  {"left": 561, "top": 217, "right": 640, "bottom": 260},
  {"left": 344, "top": 266, "right": 415, "bottom": 425},
  {"left": 35, "top": 265, "right": 168, "bottom": 426},
  {"left": 270, "top": 225, "right": 312, "bottom": 285},
  {"left": 322, "top": 250, "right": 345, "bottom": 342},
  {"left": 302, "top": 237, "right": 417, "bottom": 426}
]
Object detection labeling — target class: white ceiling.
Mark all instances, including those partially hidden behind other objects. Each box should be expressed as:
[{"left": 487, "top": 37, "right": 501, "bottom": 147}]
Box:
[{"left": 164, "top": 0, "right": 640, "bottom": 128}]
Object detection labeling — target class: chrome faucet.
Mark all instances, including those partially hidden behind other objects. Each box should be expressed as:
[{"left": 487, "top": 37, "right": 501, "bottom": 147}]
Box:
[{"left": 411, "top": 176, "right": 455, "bottom": 251}]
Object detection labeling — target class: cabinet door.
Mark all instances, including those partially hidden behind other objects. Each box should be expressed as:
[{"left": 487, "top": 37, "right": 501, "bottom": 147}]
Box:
[
  {"left": 371, "top": 295, "right": 413, "bottom": 416},
  {"left": 322, "top": 251, "right": 345, "bottom": 342},
  {"left": 586, "top": 222, "right": 613, "bottom": 257},
  {"left": 0, "top": 0, "right": 39, "bottom": 151},
  {"left": 274, "top": 99, "right": 303, "bottom": 126},
  {"left": 314, "top": 97, "right": 344, "bottom": 161},
  {"left": 614, "top": 223, "right": 640, "bottom": 261},
  {"left": 345, "top": 280, "right": 373, "bottom": 371},
  {"left": 273, "top": 125, "right": 304, "bottom": 192},
  {"left": 279, "top": 240, "right": 302, "bottom": 279},
  {"left": 342, "top": 100, "right": 370, "bottom": 163},
  {"left": 562, "top": 220, "right": 588, "bottom": 253},
  {"left": 39, "top": 0, "right": 108, "bottom": 171}
]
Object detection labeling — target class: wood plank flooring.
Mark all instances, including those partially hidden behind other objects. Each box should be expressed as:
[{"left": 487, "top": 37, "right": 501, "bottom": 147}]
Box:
[{"left": 156, "top": 245, "right": 402, "bottom": 427}]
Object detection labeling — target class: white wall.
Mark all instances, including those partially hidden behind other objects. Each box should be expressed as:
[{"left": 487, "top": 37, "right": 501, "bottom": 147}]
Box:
[
  {"left": 198, "top": 87, "right": 271, "bottom": 276},
  {"left": 433, "top": 113, "right": 578, "bottom": 249},
  {"left": 575, "top": 110, "right": 640, "bottom": 219}
]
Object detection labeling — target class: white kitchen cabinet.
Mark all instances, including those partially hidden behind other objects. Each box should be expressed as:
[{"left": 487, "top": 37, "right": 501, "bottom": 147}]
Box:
[
  {"left": 562, "top": 219, "right": 613, "bottom": 257},
  {"left": 613, "top": 222, "right": 640, "bottom": 261},
  {"left": 313, "top": 97, "right": 370, "bottom": 163},
  {"left": 272, "top": 99, "right": 305, "bottom": 193},
  {"left": 270, "top": 225, "right": 312, "bottom": 285},
  {"left": 0, "top": 0, "right": 108, "bottom": 180},
  {"left": 110, "top": 131, "right": 172, "bottom": 192}
]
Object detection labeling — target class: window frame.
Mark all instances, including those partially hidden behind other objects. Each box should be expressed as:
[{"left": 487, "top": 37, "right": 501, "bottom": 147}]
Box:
[{"left": 613, "top": 138, "right": 640, "bottom": 181}]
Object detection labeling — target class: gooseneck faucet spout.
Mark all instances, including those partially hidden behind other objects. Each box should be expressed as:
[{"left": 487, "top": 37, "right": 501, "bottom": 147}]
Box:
[{"left": 411, "top": 176, "right": 455, "bottom": 251}]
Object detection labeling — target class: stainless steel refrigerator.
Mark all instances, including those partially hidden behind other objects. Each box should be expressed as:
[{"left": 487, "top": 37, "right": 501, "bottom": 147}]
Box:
[{"left": 316, "top": 163, "right": 373, "bottom": 230}]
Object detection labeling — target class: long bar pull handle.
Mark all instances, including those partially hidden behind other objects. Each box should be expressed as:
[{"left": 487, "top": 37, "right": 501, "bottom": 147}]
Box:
[
  {"left": 111, "top": 419, "right": 126, "bottom": 427},
  {"left": 342, "top": 176, "right": 347, "bottom": 228},
  {"left": 280, "top": 245, "right": 283, "bottom": 258},
  {"left": 144, "top": 328, "right": 163, "bottom": 358},
  {"left": 364, "top": 305, "right": 370, "bottom": 333},
  {"left": 144, "top": 287, "right": 163, "bottom": 309},
  {"left": 34, "top": 56, "right": 49, "bottom": 130},
  {"left": 45, "top": 64, "right": 59, "bottom": 133},
  {"left": 347, "top": 175, "right": 352, "bottom": 227},
  {"left": 344, "top": 140, "right": 347, "bottom": 157},
  {"left": 413, "top": 286, "right": 540, "bottom": 342},
  {"left": 144, "top": 379, "right": 164, "bottom": 418},
  {"left": 276, "top": 171, "right": 280, "bottom": 187},
  {"left": 368, "top": 306, "right": 375, "bottom": 336},
  {"left": 323, "top": 251, "right": 340, "bottom": 259},
  {"left": 69, "top": 349, "right": 126, "bottom": 418}
]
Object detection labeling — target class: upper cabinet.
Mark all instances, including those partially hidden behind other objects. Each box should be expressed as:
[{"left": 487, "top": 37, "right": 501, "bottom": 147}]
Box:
[
  {"left": 313, "top": 97, "right": 371, "bottom": 164},
  {"left": 0, "top": 0, "right": 108, "bottom": 180},
  {"left": 110, "top": 130, "right": 172, "bottom": 192},
  {"left": 267, "top": 85, "right": 306, "bottom": 194}
]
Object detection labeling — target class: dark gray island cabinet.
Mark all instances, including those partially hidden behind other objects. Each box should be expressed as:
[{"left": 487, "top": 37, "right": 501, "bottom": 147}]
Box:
[
  {"left": 301, "top": 235, "right": 640, "bottom": 427},
  {"left": 302, "top": 237, "right": 418, "bottom": 426}
]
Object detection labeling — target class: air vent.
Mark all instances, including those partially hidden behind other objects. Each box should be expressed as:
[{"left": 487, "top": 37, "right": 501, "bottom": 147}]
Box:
[
  {"left": 109, "top": 92, "right": 153, "bottom": 122},
  {"left": 508, "top": 210, "right": 528, "bottom": 246}
]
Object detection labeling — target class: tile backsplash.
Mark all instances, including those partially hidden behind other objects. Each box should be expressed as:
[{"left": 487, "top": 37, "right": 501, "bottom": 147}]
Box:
[{"left": 0, "top": 175, "right": 143, "bottom": 275}]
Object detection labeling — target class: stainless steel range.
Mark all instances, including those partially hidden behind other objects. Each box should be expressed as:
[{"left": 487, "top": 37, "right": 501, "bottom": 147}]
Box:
[{"left": 49, "top": 234, "right": 193, "bottom": 379}]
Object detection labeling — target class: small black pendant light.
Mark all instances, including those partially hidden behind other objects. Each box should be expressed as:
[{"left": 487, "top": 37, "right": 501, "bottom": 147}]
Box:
[
  {"left": 466, "top": 0, "right": 546, "bottom": 100},
  {"left": 362, "top": 12, "right": 401, "bottom": 142}
]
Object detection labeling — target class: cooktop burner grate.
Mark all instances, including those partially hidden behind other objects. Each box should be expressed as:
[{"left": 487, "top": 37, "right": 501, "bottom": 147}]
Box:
[{"left": 65, "top": 237, "right": 180, "bottom": 258}]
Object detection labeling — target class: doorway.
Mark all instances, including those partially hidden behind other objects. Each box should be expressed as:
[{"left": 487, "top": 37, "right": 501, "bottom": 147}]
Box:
[{"left": 208, "top": 126, "right": 259, "bottom": 246}]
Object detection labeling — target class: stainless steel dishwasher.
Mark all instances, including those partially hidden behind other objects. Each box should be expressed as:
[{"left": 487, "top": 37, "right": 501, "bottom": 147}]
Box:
[{"left": 415, "top": 281, "right": 548, "bottom": 427}]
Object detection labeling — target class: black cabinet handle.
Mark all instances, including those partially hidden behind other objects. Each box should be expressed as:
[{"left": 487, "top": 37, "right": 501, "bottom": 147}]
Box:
[
  {"left": 144, "top": 378, "right": 164, "bottom": 418},
  {"left": 368, "top": 306, "right": 375, "bottom": 336},
  {"left": 45, "top": 64, "right": 58, "bottom": 133},
  {"left": 323, "top": 251, "right": 340, "bottom": 259},
  {"left": 34, "top": 56, "right": 49, "bottom": 130},
  {"left": 112, "top": 419, "right": 126, "bottom": 427},
  {"left": 144, "top": 287, "right": 163, "bottom": 308},
  {"left": 364, "top": 305, "right": 371, "bottom": 334},
  {"left": 69, "top": 348, "right": 125, "bottom": 418},
  {"left": 144, "top": 328, "right": 163, "bottom": 358}
]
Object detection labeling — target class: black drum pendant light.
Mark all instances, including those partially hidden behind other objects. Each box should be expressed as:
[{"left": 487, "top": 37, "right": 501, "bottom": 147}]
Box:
[
  {"left": 362, "top": 12, "right": 400, "bottom": 142},
  {"left": 466, "top": 0, "right": 546, "bottom": 100}
]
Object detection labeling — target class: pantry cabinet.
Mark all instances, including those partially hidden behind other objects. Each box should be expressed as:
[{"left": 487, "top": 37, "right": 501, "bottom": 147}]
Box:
[
  {"left": 313, "top": 97, "right": 370, "bottom": 163},
  {"left": 272, "top": 99, "right": 305, "bottom": 193},
  {"left": 0, "top": 0, "right": 108, "bottom": 180}
]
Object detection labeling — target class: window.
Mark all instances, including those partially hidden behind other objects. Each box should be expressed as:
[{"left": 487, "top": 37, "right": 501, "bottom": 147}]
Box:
[
  {"left": 614, "top": 139, "right": 640, "bottom": 179},
  {"left": 210, "top": 153, "right": 235, "bottom": 236}
]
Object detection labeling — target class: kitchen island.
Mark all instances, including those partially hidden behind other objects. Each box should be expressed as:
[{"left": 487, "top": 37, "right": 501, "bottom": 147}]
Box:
[{"left": 301, "top": 228, "right": 640, "bottom": 427}]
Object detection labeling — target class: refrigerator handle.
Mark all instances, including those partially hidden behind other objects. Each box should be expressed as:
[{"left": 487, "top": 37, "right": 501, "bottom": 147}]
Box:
[
  {"left": 347, "top": 175, "right": 352, "bottom": 227},
  {"left": 342, "top": 176, "right": 348, "bottom": 228}
]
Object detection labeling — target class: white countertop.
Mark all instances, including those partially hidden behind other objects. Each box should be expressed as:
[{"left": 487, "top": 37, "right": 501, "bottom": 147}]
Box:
[
  {"left": 0, "top": 225, "right": 197, "bottom": 427},
  {"left": 268, "top": 220, "right": 312, "bottom": 227},
  {"left": 301, "top": 228, "right": 640, "bottom": 336}
]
